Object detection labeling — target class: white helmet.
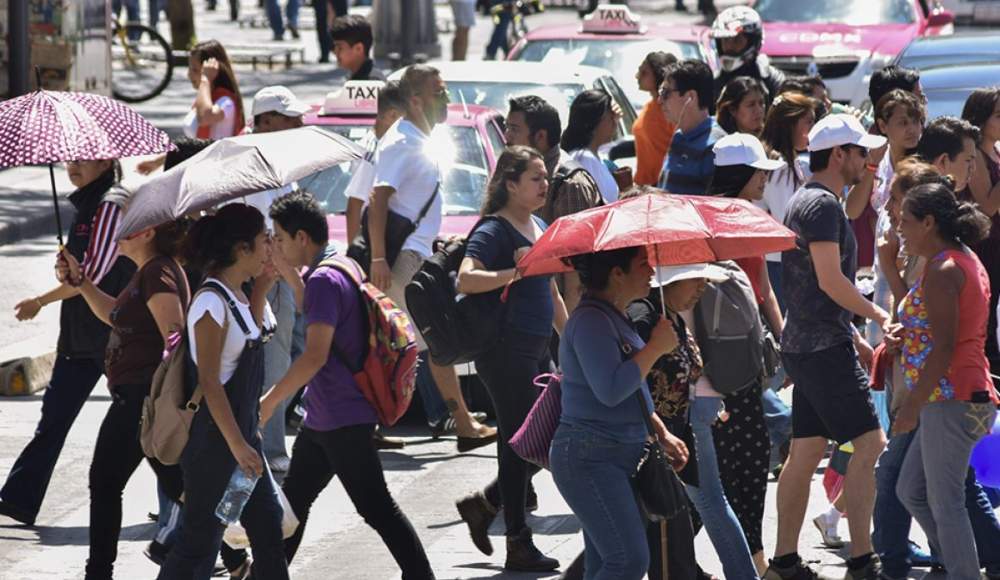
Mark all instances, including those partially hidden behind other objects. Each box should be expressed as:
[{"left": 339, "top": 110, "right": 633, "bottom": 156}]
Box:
[{"left": 711, "top": 6, "right": 764, "bottom": 73}]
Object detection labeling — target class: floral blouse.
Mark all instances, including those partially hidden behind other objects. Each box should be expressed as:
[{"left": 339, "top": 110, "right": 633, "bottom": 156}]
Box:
[{"left": 627, "top": 298, "right": 703, "bottom": 420}]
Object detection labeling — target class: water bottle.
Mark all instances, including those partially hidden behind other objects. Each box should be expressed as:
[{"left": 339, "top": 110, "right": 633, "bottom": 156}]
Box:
[{"left": 215, "top": 467, "right": 259, "bottom": 525}]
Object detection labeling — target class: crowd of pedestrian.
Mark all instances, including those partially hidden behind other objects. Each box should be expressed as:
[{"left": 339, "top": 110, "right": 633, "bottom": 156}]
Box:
[{"left": 4, "top": 4, "right": 1000, "bottom": 580}]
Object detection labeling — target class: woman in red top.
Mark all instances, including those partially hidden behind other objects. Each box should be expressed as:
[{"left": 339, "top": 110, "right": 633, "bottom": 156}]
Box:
[
  {"left": 187, "top": 40, "right": 245, "bottom": 140},
  {"left": 632, "top": 51, "right": 677, "bottom": 186},
  {"left": 892, "top": 182, "right": 999, "bottom": 580}
]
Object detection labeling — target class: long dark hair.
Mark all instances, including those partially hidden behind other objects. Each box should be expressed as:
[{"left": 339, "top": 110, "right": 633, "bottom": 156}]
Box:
[
  {"left": 561, "top": 89, "right": 613, "bottom": 152},
  {"left": 962, "top": 87, "right": 1000, "bottom": 143},
  {"left": 904, "top": 182, "right": 991, "bottom": 246},
  {"left": 761, "top": 92, "right": 817, "bottom": 189},
  {"left": 183, "top": 205, "right": 265, "bottom": 274},
  {"left": 716, "top": 76, "right": 766, "bottom": 134},
  {"left": 191, "top": 40, "right": 245, "bottom": 130},
  {"left": 152, "top": 218, "right": 192, "bottom": 259},
  {"left": 481, "top": 146, "right": 545, "bottom": 216}
]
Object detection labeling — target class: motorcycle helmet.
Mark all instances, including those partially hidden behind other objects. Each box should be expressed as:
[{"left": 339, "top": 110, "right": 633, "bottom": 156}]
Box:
[{"left": 710, "top": 6, "right": 764, "bottom": 73}]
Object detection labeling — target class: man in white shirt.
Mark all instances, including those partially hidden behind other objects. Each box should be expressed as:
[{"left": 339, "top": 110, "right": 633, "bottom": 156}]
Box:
[
  {"left": 367, "top": 65, "right": 497, "bottom": 449},
  {"left": 344, "top": 81, "right": 406, "bottom": 243}
]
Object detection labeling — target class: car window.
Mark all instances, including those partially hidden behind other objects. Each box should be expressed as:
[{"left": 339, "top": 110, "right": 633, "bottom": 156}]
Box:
[
  {"left": 516, "top": 38, "right": 702, "bottom": 108},
  {"left": 754, "top": 0, "right": 916, "bottom": 25},
  {"left": 302, "top": 124, "right": 489, "bottom": 216},
  {"left": 446, "top": 81, "right": 582, "bottom": 127},
  {"left": 484, "top": 117, "right": 506, "bottom": 159}
]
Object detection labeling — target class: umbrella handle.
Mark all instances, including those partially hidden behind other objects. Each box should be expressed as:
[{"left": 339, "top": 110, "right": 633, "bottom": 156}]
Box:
[{"left": 49, "top": 163, "right": 64, "bottom": 247}]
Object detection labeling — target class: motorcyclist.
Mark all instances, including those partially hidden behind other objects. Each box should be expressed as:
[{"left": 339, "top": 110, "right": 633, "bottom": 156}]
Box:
[{"left": 710, "top": 6, "right": 785, "bottom": 104}]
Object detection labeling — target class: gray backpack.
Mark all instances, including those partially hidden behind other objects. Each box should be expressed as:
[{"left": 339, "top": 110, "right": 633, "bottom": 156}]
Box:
[{"left": 693, "top": 261, "right": 765, "bottom": 395}]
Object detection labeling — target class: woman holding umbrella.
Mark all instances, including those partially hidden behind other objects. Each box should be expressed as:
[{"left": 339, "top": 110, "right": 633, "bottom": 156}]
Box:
[
  {"left": 2, "top": 159, "right": 135, "bottom": 527},
  {"left": 58, "top": 218, "right": 189, "bottom": 579}
]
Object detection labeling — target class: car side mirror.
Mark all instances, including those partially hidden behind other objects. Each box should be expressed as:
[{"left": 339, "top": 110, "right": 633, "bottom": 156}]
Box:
[{"left": 926, "top": 9, "right": 954, "bottom": 28}]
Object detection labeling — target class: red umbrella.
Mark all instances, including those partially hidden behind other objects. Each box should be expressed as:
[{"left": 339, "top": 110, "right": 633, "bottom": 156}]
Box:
[
  {"left": 516, "top": 193, "right": 796, "bottom": 277},
  {"left": 0, "top": 83, "right": 173, "bottom": 245}
]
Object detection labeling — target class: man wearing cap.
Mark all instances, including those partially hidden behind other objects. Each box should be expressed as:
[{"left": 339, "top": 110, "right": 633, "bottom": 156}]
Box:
[
  {"left": 239, "top": 85, "right": 310, "bottom": 473},
  {"left": 766, "top": 114, "right": 889, "bottom": 580}
]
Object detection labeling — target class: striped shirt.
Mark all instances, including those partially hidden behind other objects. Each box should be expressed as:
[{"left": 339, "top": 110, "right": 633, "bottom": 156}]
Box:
[
  {"left": 658, "top": 117, "right": 727, "bottom": 196},
  {"left": 82, "top": 201, "right": 122, "bottom": 285}
]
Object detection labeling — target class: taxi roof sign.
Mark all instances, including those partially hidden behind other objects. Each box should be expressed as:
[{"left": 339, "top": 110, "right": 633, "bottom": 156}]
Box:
[
  {"left": 581, "top": 4, "right": 644, "bottom": 35},
  {"left": 322, "top": 80, "right": 385, "bottom": 115}
]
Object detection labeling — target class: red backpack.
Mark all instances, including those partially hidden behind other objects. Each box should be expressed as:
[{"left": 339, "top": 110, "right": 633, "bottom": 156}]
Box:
[{"left": 319, "top": 256, "right": 417, "bottom": 426}]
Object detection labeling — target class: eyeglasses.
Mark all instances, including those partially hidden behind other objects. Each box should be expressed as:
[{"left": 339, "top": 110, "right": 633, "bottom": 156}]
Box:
[{"left": 658, "top": 87, "right": 681, "bottom": 101}]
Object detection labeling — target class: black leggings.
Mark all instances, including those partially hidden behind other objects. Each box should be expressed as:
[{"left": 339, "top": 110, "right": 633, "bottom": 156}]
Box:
[
  {"left": 86, "top": 384, "right": 183, "bottom": 580},
  {"left": 282, "top": 424, "right": 434, "bottom": 579},
  {"left": 475, "top": 329, "right": 549, "bottom": 536}
]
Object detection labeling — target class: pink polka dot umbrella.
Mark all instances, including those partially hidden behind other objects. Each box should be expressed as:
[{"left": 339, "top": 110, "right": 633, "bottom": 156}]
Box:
[{"left": 0, "top": 87, "right": 173, "bottom": 245}]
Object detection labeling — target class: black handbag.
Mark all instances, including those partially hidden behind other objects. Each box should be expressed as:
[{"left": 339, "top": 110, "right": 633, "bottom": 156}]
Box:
[
  {"left": 632, "top": 390, "right": 690, "bottom": 522},
  {"left": 347, "top": 183, "right": 440, "bottom": 273}
]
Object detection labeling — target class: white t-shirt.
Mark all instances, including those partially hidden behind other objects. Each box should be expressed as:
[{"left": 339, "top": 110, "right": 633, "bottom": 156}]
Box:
[
  {"left": 679, "top": 310, "right": 722, "bottom": 398},
  {"left": 344, "top": 131, "right": 379, "bottom": 204},
  {"left": 570, "top": 148, "right": 618, "bottom": 203},
  {"left": 758, "top": 155, "right": 811, "bottom": 262},
  {"left": 372, "top": 119, "right": 443, "bottom": 258},
  {"left": 182, "top": 96, "right": 238, "bottom": 140},
  {"left": 188, "top": 279, "right": 275, "bottom": 385}
]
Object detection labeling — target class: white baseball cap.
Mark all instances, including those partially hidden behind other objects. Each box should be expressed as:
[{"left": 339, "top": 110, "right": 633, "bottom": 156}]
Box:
[
  {"left": 713, "top": 133, "right": 786, "bottom": 171},
  {"left": 807, "top": 113, "right": 887, "bottom": 152},
  {"left": 251, "top": 85, "right": 311, "bottom": 117},
  {"left": 651, "top": 263, "right": 730, "bottom": 288}
]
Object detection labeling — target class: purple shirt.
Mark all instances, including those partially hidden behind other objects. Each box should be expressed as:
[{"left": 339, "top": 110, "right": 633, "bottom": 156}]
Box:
[{"left": 302, "top": 265, "right": 378, "bottom": 431}]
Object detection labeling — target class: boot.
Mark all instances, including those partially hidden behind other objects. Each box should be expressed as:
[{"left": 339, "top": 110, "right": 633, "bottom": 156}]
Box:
[
  {"left": 504, "top": 527, "right": 560, "bottom": 572},
  {"left": 456, "top": 492, "right": 497, "bottom": 555}
]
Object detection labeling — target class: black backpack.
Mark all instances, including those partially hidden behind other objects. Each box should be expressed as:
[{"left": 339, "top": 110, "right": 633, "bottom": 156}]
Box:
[
  {"left": 692, "top": 261, "right": 766, "bottom": 395},
  {"left": 404, "top": 216, "right": 520, "bottom": 366}
]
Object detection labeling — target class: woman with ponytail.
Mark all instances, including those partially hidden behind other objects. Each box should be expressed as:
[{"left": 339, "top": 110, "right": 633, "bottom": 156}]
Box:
[
  {"left": 453, "top": 146, "right": 567, "bottom": 571},
  {"left": 186, "top": 40, "right": 245, "bottom": 140},
  {"left": 891, "top": 182, "right": 999, "bottom": 580},
  {"left": 562, "top": 89, "right": 623, "bottom": 203},
  {"left": 158, "top": 205, "right": 287, "bottom": 580},
  {"left": 59, "top": 218, "right": 189, "bottom": 579}
]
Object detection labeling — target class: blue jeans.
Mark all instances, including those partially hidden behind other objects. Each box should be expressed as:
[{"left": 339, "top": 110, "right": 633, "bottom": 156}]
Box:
[
  {"left": 266, "top": 0, "right": 300, "bottom": 37},
  {"left": 761, "top": 383, "right": 791, "bottom": 459},
  {"left": 551, "top": 424, "right": 648, "bottom": 580},
  {"left": 0, "top": 356, "right": 104, "bottom": 519},
  {"left": 261, "top": 280, "right": 294, "bottom": 463},
  {"left": 686, "top": 397, "right": 758, "bottom": 580},
  {"left": 414, "top": 352, "right": 448, "bottom": 424},
  {"left": 874, "top": 429, "right": 917, "bottom": 577}
]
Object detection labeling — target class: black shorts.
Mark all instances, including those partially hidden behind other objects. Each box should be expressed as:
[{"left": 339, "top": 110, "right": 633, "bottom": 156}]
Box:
[{"left": 782, "top": 341, "right": 881, "bottom": 444}]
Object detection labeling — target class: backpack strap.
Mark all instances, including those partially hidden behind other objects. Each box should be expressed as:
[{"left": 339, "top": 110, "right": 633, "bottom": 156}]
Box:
[
  {"left": 413, "top": 182, "right": 441, "bottom": 230},
  {"left": 184, "top": 281, "right": 251, "bottom": 410}
]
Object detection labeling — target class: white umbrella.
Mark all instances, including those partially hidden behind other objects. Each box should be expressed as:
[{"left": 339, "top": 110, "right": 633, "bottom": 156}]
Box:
[{"left": 117, "top": 126, "right": 363, "bottom": 239}]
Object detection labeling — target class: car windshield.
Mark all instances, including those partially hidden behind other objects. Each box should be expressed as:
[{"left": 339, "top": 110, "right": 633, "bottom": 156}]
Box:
[
  {"left": 300, "top": 124, "right": 489, "bottom": 217},
  {"left": 753, "top": 0, "right": 916, "bottom": 25},
  {"left": 515, "top": 39, "right": 703, "bottom": 107}
]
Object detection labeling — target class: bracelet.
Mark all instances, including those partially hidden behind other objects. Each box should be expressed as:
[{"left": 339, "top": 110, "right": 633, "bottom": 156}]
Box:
[
  {"left": 371, "top": 257, "right": 387, "bottom": 264},
  {"left": 33, "top": 297, "right": 43, "bottom": 308},
  {"left": 865, "top": 163, "right": 879, "bottom": 173}
]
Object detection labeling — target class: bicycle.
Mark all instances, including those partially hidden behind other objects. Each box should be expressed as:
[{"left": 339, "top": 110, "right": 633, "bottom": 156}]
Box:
[{"left": 110, "top": 15, "right": 173, "bottom": 103}]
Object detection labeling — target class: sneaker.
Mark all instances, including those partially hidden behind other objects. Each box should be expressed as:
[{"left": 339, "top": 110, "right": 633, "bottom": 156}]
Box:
[
  {"left": 429, "top": 412, "right": 489, "bottom": 438},
  {"left": 813, "top": 514, "right": 846, "bottom": 548},
  {"left": 844, "top": 555, "right": 882, "bottom": 580},
  {"left": 763, "top": 560, "right": 819, "bottom": 580}
]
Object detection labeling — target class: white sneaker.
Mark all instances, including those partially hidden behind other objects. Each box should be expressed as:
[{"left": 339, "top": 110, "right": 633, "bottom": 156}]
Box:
[{"left": 813, "top": 514, "right": 845, "bottom": 548}]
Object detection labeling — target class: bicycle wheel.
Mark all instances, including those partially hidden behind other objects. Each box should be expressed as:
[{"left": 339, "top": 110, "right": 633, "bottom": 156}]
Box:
[{"left": 111, "top": 23, "right": 173, "bottom": 103}]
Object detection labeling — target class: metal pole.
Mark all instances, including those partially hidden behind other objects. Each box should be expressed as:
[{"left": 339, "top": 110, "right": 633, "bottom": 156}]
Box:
[
  {"left": 9, "top": 0, "right": 31, "bottom": 96},
  {"left": 400, "top": 0, "right": 413, "bottom": 65}
]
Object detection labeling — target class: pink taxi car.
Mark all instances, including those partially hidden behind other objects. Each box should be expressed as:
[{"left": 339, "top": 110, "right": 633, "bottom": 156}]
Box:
[
  {"left": 508, "top": 4, "right": 717, "bottom": 110},
  {"left": 297, "top": 83, "right": 507, "bottom": 250},
  {"left": 754, "top": 0, "right": 954, "bottom": 106}
]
